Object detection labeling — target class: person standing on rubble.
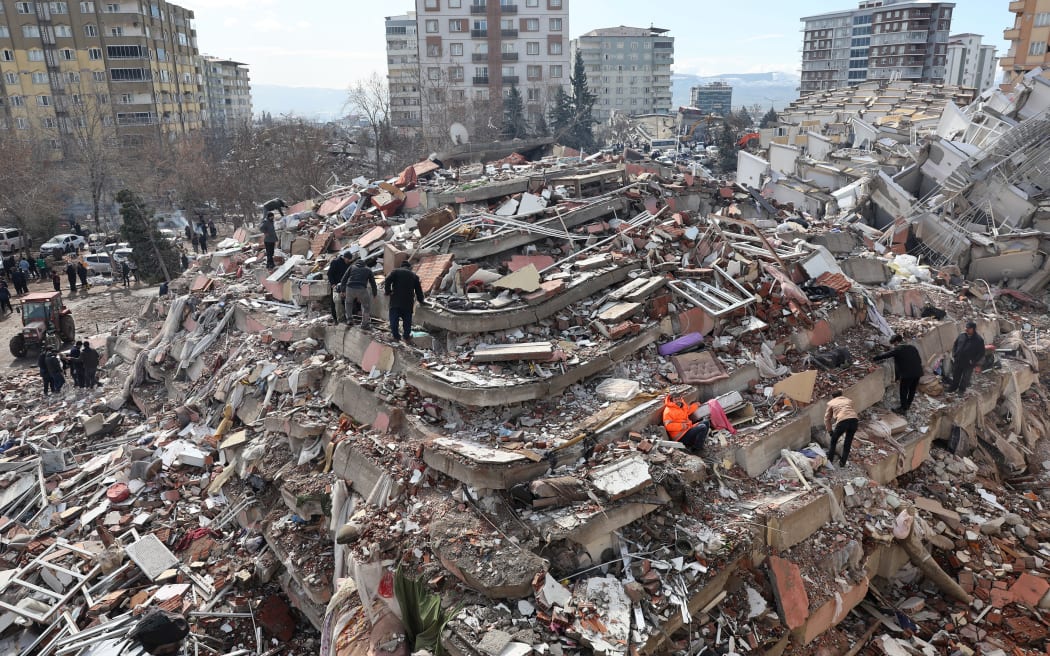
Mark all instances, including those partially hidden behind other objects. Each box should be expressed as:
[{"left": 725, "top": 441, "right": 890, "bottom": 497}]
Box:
[
  {"left": 120, "top": 259, "right": 132, "bottom": 287},
  {"left": 384, "top": 261, "right": 425, "bottom": 344},
  {"left": 38, "top": 349, "right": 53, "bottom": 394},
  {"left": 76, "top": 260, "right": 89, "bottom": 290},
  {"left": 260, "top": 212, "right": 278, "bottom": 269},
  {"left": 339, "top": 257, "right": 378, "bottom": 329},
  {"left": 873, "top": 334, "right": 923, "bottom": 414},
  {"left": 50, "top": 269, "right": 61, "bottom": 293},
  {"left": 197, "top": 220, "right": 208, "bottom": 253},
  {"left": 327, "top": 251, "right": 352, "bottom": 323},
  {"left": 0, "top": 281, "right": 11, "bottom": 316},
  {"left": 81, "top": 341, "right": 100, "bottom": 388},
  {"left": 44, "top": 348, "right": 64, "bottom": 393},
  {"left": 63, "top": 341, "right": 84, "bottom": 388},
  {"left": 946, "top": 321, "right": 985, "bottom": 394},
  {"left": 824, "top": 390, "right": 859, "bottom": 467}
]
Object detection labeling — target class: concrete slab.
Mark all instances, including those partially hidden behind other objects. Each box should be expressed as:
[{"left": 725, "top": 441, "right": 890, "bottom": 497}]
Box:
[
  {"left": 768, "top": 555, "right": 809, "bottom": 630},
  {"left": 766, "top": 486, "right": 844, "bottom": 552},
  {"left": 736, "top": 415, "right": 812, "bottom": 478},
  {"left": 797, "top": 576, "right": 869, "bottom": 644},
  {"left": 125, "top": 534, "right": 179, "bottom": 581},
  {"left": 423, "top": 438, "right": 550, "bottom": 490},
  {"left": 841, "top": 257, "right": 891, "bottom": 284},
  {"left": 588, "top": 456, "right": 651, "bottom": 501}
]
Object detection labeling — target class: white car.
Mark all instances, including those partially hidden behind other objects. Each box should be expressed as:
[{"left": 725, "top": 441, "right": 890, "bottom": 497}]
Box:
[
  {"left": 112, "top": 247, "right": 133, "bottom": 263},
  {"left": 83, "top": 253, "right": 114, "bottom": 276},
  {"left": 0, "top": 227, "right": 28, "bottom": 254},
  {"left": 40, "top": 233, "right": 87, "bottom": 258}
]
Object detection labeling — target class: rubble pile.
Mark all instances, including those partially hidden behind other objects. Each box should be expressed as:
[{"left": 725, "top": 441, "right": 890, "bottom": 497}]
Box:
[{"left": 3, "top": 73, "right": 1050, "bottom": 656}]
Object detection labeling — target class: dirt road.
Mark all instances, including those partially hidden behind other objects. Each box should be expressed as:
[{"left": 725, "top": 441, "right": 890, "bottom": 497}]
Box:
[{"left": 0, "top": 275, "right": 157, "bottom": 370}]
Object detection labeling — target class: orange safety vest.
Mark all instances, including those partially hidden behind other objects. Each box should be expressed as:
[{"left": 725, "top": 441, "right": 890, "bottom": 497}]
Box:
[{"left": 662, "top": 396, "right": 699, "bottom": 440}]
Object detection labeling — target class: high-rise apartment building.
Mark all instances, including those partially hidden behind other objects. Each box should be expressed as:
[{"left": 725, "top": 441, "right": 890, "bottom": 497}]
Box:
[
  {"left": 570, "top": 26, "right": 673, "bottom": 122},
  {"left": 0, "top": 0, "right": 206, "bottom": 152},
  {"left": 386, "top": 12, "right": 420, "bottom": 131},
  {"left": 201, "top": 56, "right": 251, "bottom": 133},
  {"left": 1001, "top": 0, "right": 1050, "bottom": 87},
  {"left": 800, "top": 0, "right": 954, "bottom": 94},
  {"left": 407, "top": 0, "right": 570, "bottom": 141},
  {"left": 945, "top": 33, "right": 997, "bottom": 91},
  {"left": 689, "top": 81, "right": 732, "bottom": 116}
]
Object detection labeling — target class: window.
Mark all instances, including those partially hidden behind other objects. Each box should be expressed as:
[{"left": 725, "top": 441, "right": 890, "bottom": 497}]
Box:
[
  {"left": 16, "top": 117, "right": 28, "bottom": 130},
  {"left": 1028, "top": 41, "right": 1047, "bottom": 56},
  {"left": 118, "top": 92, "right": 131, "bottom": 103},
  {"left": 66, "top": 71, "right": 79, "bottom": 82},
  {"left": 156, "top": 47, "right": 166, "bottom": 60},
  {"left": 501, "top": 64, "right": 514, "bottom": 77},
  {"left": 449, "top": 19, "right": 465, "bottom": 32},
  {"left": 0, "top": 50, "right": 11, "bottom": 61},
  {"left": 108, "top": 45, "right": 144, "bottom": 59},
  {"left": 32, "top": 72, "right": 48, "bottom": 83},
  {"left": 549, "top": 41, "right": 562, "bottom": 55},
  {"left": 426, "top": 43, "right": 440, "bottom": 56},
  {"left": 0, "top": 26, "right": 7, "bottom": 37},
  {"left": 527, "top": 64, "right": 541, "bottom": 79},
  {"left": 523, "top": 18, "right": 538, "bottom": 31},
  {"left": 10, "top": 95, "right": 24, "bottom": 106},
  {"left": 549, "top": 0, "right": 561, "bottom": 6},
  {"left": 502, "top": 42, "right": 514, "bottom": 53},
  {"left": 28, "top": 49, "right": 44, "bottom": 61},
  {"left": 3, "top": 72, "right": 16, "bottom": 84},
  {"left": 449, "top": 0, "right": 460, "bottom": 6},
  {"left": 104, "top": 2, "right": 119, "bottom": 11},
  {"left": 37, "top": 95, "right": 51, "bottom": 106},
  {"left": 23, "top": 25, "right": 41, "bottom": 37},
  {"left": 88, "top": 47, "right": 102, "bottom": 59},
  {"left": 92, "top": 70, "right": 106, "bottom": 81},
  {"left": 109, "top": 26, "right": 123, "bottom": 36},
  {"left": 425, "top": 19, "right": 438, "bottom": 33},
  {"left": 424, "top": 0, "right": 438, "bottom": 7},
  {"left": 16, "top": 2, "right": 33, "bottom": 14},
  {"left": 70, "top": 93, "right": 82, "bottom": 103},
  {"left": 449, "top": 66, "right": 463, "bottom": 81},
  {"left": 526, "top": 42, "right": 539, "bottom": 55},
  {"left": 527, "top": 87, "right": 540, "bottom": 101},
  {"left": 55, "top": 25, "right": 72, "bottom": 37},
  {"left": 501, "top": 18, "right": 513, "bottom": 30},
  {"left": 177, "top": 32, "right": 186, "bottom": 45},
  {"left": 1036, "top": 13, "right": 1050, "bottom": 27},
  {"left": 527, "top": 0, "right": 537, "bottom": 5},
  {"left": 450, "top": 42, "right": 463, "bottom": 56},
  {"left": 95, "top": 93, "right": 107, "bottom": 103},
  {"left": 549, "top": 18, "right": 562, "bottom": 31},
  {"left": 550, "top": 64, "right": 562, "bottom": 77},
  {"left": 85, "top": 24, "right": 98, "bottom": 36},
  {"left": 80, "top": 1, "right": 94, "bottom": 10},
  {"left": 41, "top": 117, "right": 56, "bottom": 128},
  {"left": 427, "top": 67, "right": 441, "bottom": 81},
  {"left": 50, "top": 1, "right": 68, "bottom": 11}
]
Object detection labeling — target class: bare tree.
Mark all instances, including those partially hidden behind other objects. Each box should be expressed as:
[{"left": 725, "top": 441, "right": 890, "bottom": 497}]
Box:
[
  {"left": 59, "top": 81, "right": 122, "bottom": 234},
  {"left": 347, "top": 72, "right": 389, "bottom": 177},
  {"left": 0, "top": 132, "right": 64, "bottom": 243}
]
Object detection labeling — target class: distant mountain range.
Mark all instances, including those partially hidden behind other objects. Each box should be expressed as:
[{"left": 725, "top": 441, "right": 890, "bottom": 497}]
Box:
[
  {"left": 672, "top": 72, "right": 801, "bottom": 112},
  {"left": 250, "top": 72, "right": 801, "bottom": 121}
]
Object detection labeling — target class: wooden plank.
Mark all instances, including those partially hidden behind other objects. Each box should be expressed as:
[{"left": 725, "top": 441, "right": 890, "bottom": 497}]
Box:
[
  {"left": 597, "top": 302, "right": 641, "bottom": 323},
  {"left": 472, "top": 342, "right": 554, "bottom": 363}
]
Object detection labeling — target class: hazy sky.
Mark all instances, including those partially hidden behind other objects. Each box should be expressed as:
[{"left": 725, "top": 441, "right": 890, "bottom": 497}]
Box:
[{"left": 190, "top": 0, "right": 1013, "bottom": 89}]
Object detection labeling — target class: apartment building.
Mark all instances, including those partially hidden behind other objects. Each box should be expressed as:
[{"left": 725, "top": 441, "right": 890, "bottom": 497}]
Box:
[
  {"left": 800, "top": 0, "right": 954, "bottom": 94},
  {"left": 410, "top": 0, "right": 570, "bottom": 140},
  {"left": 1001, "top": 0, "right": 1050, "bottom": 87},
  {"left": 386, "top": 12, "right": 421, "bottom": 131},
  {"left": 689, "top": 81, "right": 732, "bottom": 116},
  {"left": 0, "top": 0, "right": 204, "bottom": 154},
  {"left": 201, "top": 55, "right": 251, "bottom": 133},
  {"left": 570, "top": 26, "right": 673, "bottom": 122},
  {"left": 945, "top": 33, "right": 997, "bottom": 91}
]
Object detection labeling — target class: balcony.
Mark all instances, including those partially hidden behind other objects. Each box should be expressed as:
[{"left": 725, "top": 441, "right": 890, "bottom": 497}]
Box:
[
  {"left": 1004, "top": 27, "right": 1020, "bottom": 40},
  {"left": 501, "top": 28, "right": 518, "bottom": 37},
  {"left": 471, "top": 29, "right": 488, "bottom": 37},
  {"left": 472, "top": 53, "right": 489, "bottom": 62},
  {"left": 499, "top": 4, "right": 517, "bottom": 13},
  {"left": 502, "top": 75, "right": 519, "bottom": 84},
  {"left": 1009, "top": 0, "right": 1026, "bottom": 13},
  {"left": 472, "top": 76, "right": 489, "bottom": 85},
  {"left": 470, "top": 3, "right": 487, "bottom": 13},
  {"left": 501, "top": 52, "right": 518, "bottom": 61}
]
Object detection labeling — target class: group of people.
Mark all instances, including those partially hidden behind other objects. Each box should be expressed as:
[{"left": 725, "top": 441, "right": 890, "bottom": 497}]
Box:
[
  {"left": 37, "top": 340, "right": 101, "bottom": 394},
  {"left": 186, "top": 218, "right": 217, "bottom": 254},
  {"left": 659, "top": 322, "right": 987, "bottom": 470},
  {"left": 326, "top": 251, "right": 426, "bottom": 344}
]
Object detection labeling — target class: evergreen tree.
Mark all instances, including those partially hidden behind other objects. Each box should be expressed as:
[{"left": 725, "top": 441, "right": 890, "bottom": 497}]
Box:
[
  {"left": 568, "top": 49, "right": 597, "bottom": 151},
  {"left": 501, "top": 84, "right": 528, "bottom": 139},
  {"left": 716, "top": 120, "right": 738, "bottom": 173},
  {"left": 736, "top": 107, "right": 753, "bottom": 128},
  {"left": 533, "top": 110, "right": 550, "bottom": 137},
  {"left": 548, "top": 87, "right": 573, "bottom": 140},
  {"left": 759, "top": 107, "right": 779, "bottom": 129},
  {"left": 116, "top": 189, "right": 180, "bottom": 285}
]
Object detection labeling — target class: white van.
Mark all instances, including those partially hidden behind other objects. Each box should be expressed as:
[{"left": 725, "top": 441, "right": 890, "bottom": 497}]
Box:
[
  {"left": 83, "top": 253, "right": 114, "bottom": 276},
  {"left": 0, "top": 227, "right": 27, "bottom": 254}
]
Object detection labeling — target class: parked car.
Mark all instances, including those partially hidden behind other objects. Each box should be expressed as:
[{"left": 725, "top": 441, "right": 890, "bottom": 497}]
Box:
[
  {"left": 158, "top": 228, "right": 180, "bottom": 244},
  {"left": 39, "top": 234, "right": 87, "bottom": 258},
  {"left": 112, "top": 247, "right": 133, "bottom": 264},
  {"left": 0, "top": 227, "right": 28, "bottom": 254},
  {"left": 83, "top": 253, "right": 114, "bottom": 276}
]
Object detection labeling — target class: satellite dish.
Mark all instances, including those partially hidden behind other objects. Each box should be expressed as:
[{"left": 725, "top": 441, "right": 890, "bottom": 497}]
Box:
[{"left": 449, "top": 122, "right": 469, "bottom": 146}]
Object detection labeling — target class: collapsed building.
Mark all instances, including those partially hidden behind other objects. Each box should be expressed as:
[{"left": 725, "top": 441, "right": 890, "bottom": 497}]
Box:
[{"left": 2, "top": 72, "right": 1050, "bottom": 656}]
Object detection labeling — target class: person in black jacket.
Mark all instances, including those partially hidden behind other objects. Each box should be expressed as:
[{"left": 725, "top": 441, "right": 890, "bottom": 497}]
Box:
[
  {"left": 260, "top": 213, "right": 277, "bottom": 269},
  {"left": 81, "top": 342, "right": 100, "bottom": 388},
  {"left": 946, "top": 321, "right": 985, "bottom": 394},
  {"left": 384, "top": 261, "right": 425, "bottom": 343},
  {"left": 339, "top": 258, "right": 378, "bottom": 328},
  {"left": 873, "top": 334, "right": 923, "bottom": 414},
  {"left": 327, "top": 252, "right": 352, "bottom": 323}
]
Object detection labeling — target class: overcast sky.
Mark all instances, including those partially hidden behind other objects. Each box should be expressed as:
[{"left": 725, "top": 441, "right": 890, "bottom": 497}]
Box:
[{"left": 190, "top": 0, "right": 1013, "bottom": 89}]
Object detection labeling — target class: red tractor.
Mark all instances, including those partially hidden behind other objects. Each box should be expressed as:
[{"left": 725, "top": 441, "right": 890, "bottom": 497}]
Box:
[{"left": 9, "top": 291, "right": 76, "bottom": 358}]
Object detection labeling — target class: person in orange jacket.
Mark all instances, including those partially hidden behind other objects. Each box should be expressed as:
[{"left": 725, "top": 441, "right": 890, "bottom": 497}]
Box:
[{"left": 662, "top": 396, "right": 710, "bottom": 452}]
